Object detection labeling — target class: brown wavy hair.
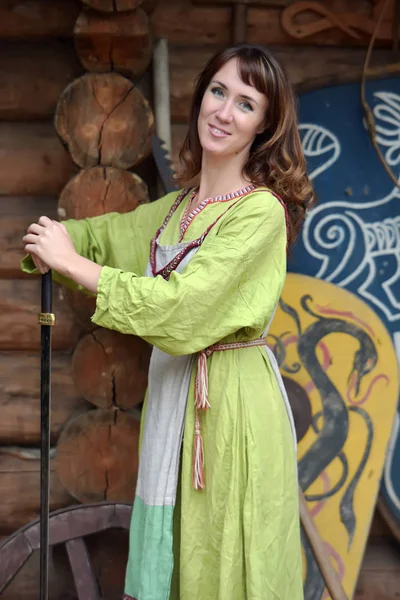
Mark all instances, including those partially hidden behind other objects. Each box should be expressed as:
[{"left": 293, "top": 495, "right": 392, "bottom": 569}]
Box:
[{"left": 178, "top": 44, "right": 314, "bottom": 247}]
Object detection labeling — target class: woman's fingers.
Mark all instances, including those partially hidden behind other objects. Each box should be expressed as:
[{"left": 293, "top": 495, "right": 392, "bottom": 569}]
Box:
[
  {"left": 23, "top": 233, "right": 40, "bottom": 245},
  {"left": 27, "top": 217, "right": 58, "bottom": 236},
  {"left": 38, "top": 215, "right": 53, "bottom": 228},
  {"left": 32, "top": 254, "right": 50, "bottom": 274},
  {"left": 23, "top": 217, "right": 72, "bottom": 274},
  {"left": 26, "top": 222, "right": 44, "bottom": 235},
  {"left": 23, "top": 216, "right": 76, "bottom": 274}
]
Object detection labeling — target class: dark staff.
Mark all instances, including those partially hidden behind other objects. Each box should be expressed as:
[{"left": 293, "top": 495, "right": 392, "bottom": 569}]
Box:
[{"left": 38, "top": 271, "right": 55, "bottom": 600}]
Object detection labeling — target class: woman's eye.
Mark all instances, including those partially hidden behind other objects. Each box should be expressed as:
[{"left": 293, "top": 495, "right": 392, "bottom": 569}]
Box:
[
  {"left": 239, "top": 101, "right": 253, "bottom": 112},
  {"left": 211, "top": 87, "right": 224, "bottom": 98}
]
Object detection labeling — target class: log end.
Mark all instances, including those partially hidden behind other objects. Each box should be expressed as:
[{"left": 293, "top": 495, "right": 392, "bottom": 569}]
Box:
[
  {"left": 72, "top": 328, "right": 151, "bottom": 409},
  {"left": 55, "top": 408, "right": 141, "bottom": 502}
]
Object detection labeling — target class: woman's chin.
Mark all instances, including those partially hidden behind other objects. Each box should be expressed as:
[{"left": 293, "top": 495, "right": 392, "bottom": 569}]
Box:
[{"left": 201, "top": 141, "right": 232, "bottom": 158}]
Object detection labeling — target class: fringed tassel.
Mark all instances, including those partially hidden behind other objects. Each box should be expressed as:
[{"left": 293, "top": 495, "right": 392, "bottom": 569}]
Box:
[
  {"left": 193, "top": 410, "right": 205, "bottom": 490},
  {"left": 192, "top": 340, "right": 267, "bottom": 491},
  {"left": 195, "top": 350, "right": 211, "bottom": 410},
  {"left": 192, "top": 349, "right": 212, "bottom": 490}
]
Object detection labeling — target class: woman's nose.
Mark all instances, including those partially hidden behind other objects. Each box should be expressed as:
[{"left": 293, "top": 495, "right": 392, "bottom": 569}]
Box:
[{"left": 216, "top": 101, "right": 233, "bottom": 124}]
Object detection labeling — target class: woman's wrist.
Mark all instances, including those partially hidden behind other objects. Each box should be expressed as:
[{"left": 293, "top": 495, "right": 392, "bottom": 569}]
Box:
[
  {"left": 62, "top": 252, "right": 83, "bottom": 279},
  {"left": 64, "top": 253, "right": 102, "bottom": 294}
]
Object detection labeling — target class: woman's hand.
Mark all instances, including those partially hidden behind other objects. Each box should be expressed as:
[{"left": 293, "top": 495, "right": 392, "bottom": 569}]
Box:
[
  {"left": 31, "top": 254, "right": 50, "bottom": 275},
  {"left": 23, "top": 216, "right": 78, "bottom": 276}
]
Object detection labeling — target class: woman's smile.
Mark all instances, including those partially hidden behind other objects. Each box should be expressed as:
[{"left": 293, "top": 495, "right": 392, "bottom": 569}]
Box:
[{"left": 208, "top": 124, "right": 231, "bottom": 138}]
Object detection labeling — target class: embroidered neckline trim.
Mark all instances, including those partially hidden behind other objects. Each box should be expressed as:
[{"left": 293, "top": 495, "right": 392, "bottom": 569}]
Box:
[{"left": 179, "top": 184, "right": 256, "bottom": 241}]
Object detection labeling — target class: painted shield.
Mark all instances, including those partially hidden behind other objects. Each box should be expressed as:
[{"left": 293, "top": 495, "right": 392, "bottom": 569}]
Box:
[
  {"left": 289, "top": 76, "right": 400, "bottom": 546},
  {"left": 269, "top": 273, "right": 399, "bottom": 600}
]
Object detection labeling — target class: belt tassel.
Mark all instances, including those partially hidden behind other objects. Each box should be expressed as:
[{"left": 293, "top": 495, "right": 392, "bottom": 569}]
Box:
[
  {"left": 192, "top": 349, "right": 212, "bottom": 489},
  {"left": 192, "top": 339, "right": 266, "bottom": 490}
]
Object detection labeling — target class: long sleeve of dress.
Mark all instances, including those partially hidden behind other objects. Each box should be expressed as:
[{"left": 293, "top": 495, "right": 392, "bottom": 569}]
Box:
[
  {"left": 92, "top": 191, "right": 287, "bottom": 355},
  {"left": 20, "top": 194, "right": 176, "bottom": 288}
]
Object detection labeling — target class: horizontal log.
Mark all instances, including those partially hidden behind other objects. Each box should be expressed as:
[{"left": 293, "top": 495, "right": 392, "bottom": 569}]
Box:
[
  {"left": 0, "top": 41, "right": 83, "bottom": 120},
  {"left": 0, "top": 279, "right": 83, "bottom": 351},
  {"left": 152, "top": 0, "right": 387, "bottom": 47},
  {"left": 0, "top": 352, "right": 90, "bottom": 445},
  {"left": 0, "top": 196, "right": 57, "bottom": 279},
  {"left": 0, "top": 0, "right": 393, "bottom": 47},
  {"left": 72, "top": 329, "right": 151, "bottom": 409},
  {"left": 0, "top": 122, "right": 77, "bottom": 196},
  {"left": 0, "top": 450, "right": 74, "bottom": 535},
  {"left": 0, "top": 0, "right": 79, "bottom": 39},
  {"left": 141, "top": 0, "right": 158, "bottom": 12},
  {"left": 56, "top": 408, "right": 140, "bottom": 502},
  {"left": 0, "top": 0, "right": 389, "bottom": 46},
  {"left": 168, "top": 44, "right": 399, "bottom": 123},
  {"left": 74, "top": 8, "right": 152, "bottom": 78},
  {"left": 55, "top": 73, "right": 154, "bottom": 169},
  {"left": 58, "top": 167, "right": 149, "bottom": 220},
  {"left": 82, "top": 0, "right": 145, "bottom": 11},
  {"left": 195, "top": 0, "right": 290, "bottom": 4}
]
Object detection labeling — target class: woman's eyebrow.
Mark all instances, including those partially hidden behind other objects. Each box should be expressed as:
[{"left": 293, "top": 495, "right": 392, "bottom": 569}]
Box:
[{"left": 210, "top": 80, "right": 259, "bottom": 105}]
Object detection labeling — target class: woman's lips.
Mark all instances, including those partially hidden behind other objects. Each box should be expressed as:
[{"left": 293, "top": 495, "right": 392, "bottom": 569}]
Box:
[{"left": 208, "top": 124, "right": 231, "bottom": 138}]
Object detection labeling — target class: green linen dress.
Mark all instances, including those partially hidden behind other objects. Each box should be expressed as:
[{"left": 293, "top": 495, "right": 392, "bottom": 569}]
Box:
[{"left": 21, "top": 186, "right": 303, "bottom": 600}]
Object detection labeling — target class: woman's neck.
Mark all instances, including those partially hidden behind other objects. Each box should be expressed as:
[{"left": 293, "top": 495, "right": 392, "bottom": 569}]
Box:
[{"left": 196, "top": 152, "right": 251, "bottom": 201}]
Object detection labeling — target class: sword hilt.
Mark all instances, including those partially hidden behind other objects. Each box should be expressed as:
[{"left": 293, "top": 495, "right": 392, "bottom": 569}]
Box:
[{"left": 38, "top": 313, "right": 55, "bottom": 326}]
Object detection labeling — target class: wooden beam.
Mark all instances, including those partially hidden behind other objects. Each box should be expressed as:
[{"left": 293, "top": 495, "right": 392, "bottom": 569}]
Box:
[
  {"left": 0, "top": 197, "right": 56, "bottom": 279},
  {"left": 0, "top": 122, "right": 77, "bottom": 197},
  {"left": 194, "top": 0, "right": 293, "bottom": 43},
  {"left": 0, "top": 0, "right": 386, "bottom": 46},
  {"left": 0, "top": 41, "right": 83, "bottom": 121},
  {"left": 0, "top": 279, "right": 83, "bottom": 351},
  {"left": 194, "top": 0, "right": 290, "bottom": 4},
  {"left": 0, "top": 451, "right": 73, "bottom": 535},
  {"left": 0, "top": 352, "right": 90, "bottom": 445},
  {"left": 152, "top": 0, "right": 381, "bottom": 47},
  {"left": 0, "top": 0, "right": 79, "bottom": 39}
]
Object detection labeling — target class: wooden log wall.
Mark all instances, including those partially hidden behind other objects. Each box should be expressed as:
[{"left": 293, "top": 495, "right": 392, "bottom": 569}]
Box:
[
  {"left": 51, "top": 0, "right": 154, "bottom": 512},
  {"left": 1, "top": 0, "right": 400, "bottom": 597},
  {"left": 0, "top": 2, "right": 154, "bottom": 596},
  {"left": 0, "top": 10, "right": 86, "bottom": 559}
]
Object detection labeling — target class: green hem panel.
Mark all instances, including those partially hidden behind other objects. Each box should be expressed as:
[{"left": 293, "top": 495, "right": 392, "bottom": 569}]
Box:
[{"left": 125, "top": 496, "right": 175, "bottom": 600}]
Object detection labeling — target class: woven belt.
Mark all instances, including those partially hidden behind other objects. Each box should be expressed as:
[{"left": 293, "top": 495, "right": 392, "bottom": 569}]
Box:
[{"left": 192, "top": 338, "right": 267, "bottom": 489}]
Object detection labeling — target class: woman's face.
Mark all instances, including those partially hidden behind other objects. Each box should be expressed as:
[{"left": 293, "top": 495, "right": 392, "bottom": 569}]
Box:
[{"left": 197, "top": 57, "right": 268, "bottom": 160}]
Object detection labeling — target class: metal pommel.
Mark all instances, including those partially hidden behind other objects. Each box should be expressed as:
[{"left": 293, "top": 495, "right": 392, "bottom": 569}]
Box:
[{"left": 38, "top": 312, "right": 56, "bottom": 326}]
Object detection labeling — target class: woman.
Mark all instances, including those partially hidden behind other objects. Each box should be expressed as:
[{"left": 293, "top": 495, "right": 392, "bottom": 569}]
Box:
[{"left": 22, "top": 44, "right": 313, "bottom": 600}]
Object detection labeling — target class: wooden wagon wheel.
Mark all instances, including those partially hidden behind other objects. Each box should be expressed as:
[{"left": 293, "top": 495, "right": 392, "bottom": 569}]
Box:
[{"left": 0, "top": 502, "right": 131, "bottom": 599}]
